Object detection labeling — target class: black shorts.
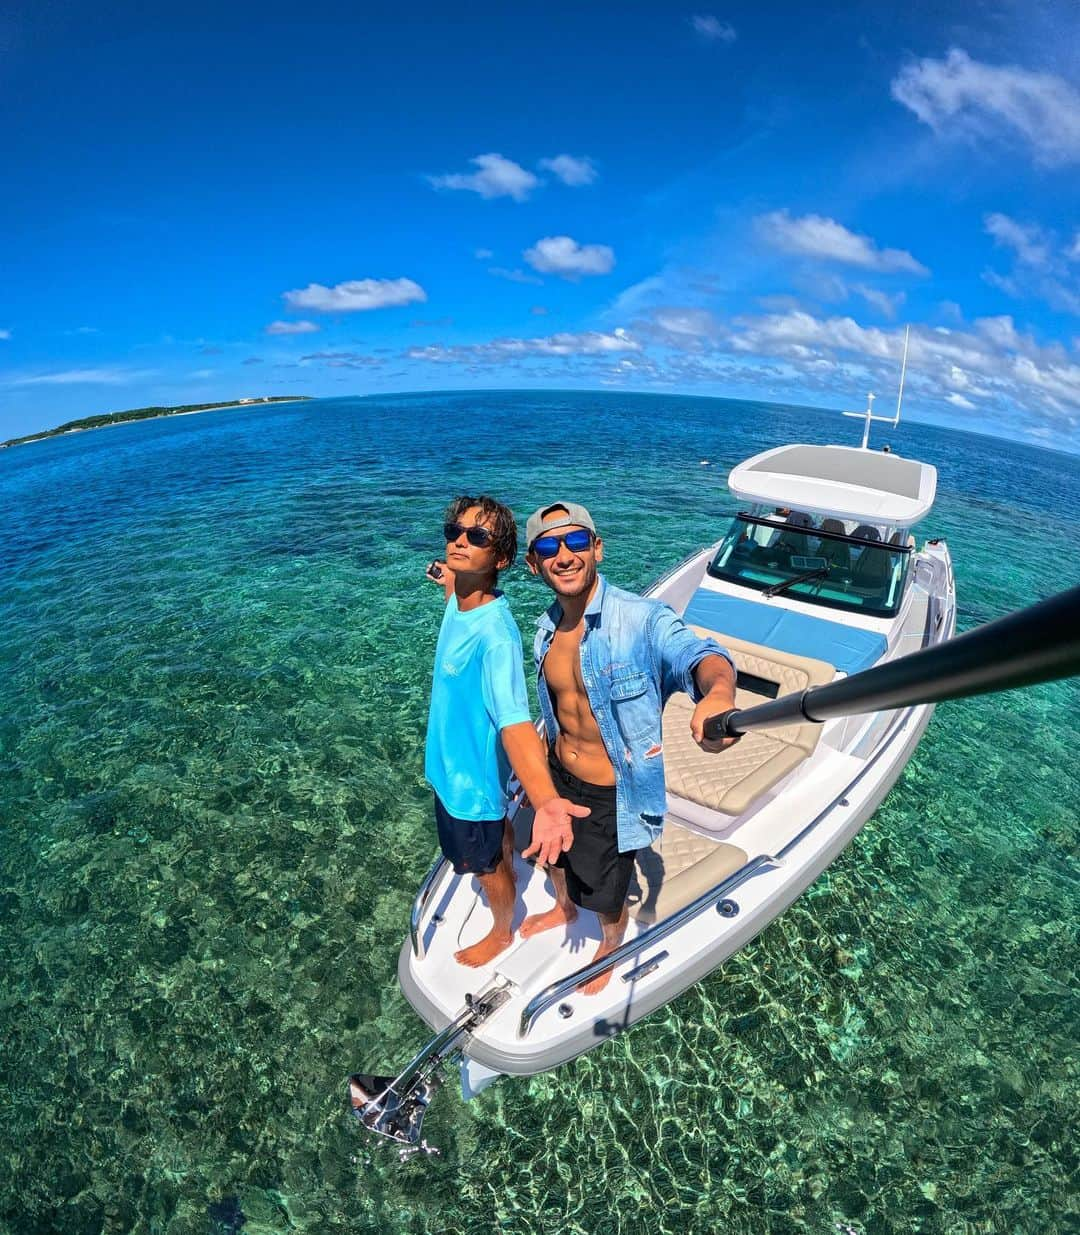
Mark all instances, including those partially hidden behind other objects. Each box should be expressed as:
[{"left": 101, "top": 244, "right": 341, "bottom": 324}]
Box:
[
  {"left": 434, "top": 795, "right": 506, "bottom": 875},
  {"left": 549, "top": 751, "right": 637, "bottom": 916}
]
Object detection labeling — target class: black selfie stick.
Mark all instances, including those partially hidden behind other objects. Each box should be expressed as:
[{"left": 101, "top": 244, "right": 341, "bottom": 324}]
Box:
[{"left": 703, "top": 583, "right": 1080, "bottom": 741}]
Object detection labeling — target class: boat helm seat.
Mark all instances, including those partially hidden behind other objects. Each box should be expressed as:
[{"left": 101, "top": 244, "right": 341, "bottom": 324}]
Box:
[
  {"left": 773, "top": 509, "right": 814, "bottom": 553},
  {"left": 851, "top": 541, "right": 894, "bottom": 590},
  {"left": 818, "top": 517, "right": 850, "bottom": 570}
]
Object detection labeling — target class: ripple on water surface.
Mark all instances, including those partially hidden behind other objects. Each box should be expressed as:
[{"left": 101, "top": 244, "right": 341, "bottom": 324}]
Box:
[{"left": 0, "top": 393, "right": 1077, "bottom": 1234}]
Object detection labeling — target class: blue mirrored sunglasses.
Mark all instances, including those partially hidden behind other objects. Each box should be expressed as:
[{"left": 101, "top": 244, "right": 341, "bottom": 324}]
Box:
[{"left": 531, "top": 528, "right": 594, "bottom": 559}]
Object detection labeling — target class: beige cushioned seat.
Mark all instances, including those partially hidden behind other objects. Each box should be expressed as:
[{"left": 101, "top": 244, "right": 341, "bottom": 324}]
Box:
[
  {"left": 628, "top": 823, "right": 747, "bottom": 924},
  {"left": 662, "top": 627, "right": 835, "bottom": 819}
]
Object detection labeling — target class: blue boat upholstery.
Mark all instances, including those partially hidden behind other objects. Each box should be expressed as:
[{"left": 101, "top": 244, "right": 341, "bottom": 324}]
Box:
[{"left": 683, "top": 590, "right": 887, "bottom": 676}]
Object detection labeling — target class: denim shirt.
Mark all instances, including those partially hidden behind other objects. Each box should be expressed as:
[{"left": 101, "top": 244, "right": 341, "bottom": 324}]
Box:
[{"left": 533, "top": 574, "right": 734, "bottom": 853}]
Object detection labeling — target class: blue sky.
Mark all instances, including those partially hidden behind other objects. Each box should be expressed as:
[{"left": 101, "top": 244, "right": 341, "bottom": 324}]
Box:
[{"left": 3, "top": 0, "right": 1080, "bottom": 448}]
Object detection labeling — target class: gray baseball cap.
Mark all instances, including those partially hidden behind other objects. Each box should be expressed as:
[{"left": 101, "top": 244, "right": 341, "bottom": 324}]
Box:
[{"left": 526, "top": 501, "right": 597, "bottom": 549}]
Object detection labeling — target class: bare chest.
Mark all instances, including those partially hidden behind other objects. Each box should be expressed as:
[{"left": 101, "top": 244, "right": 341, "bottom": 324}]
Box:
[{"left": 542, "top": 629, "right": 586, "bottom": 697}]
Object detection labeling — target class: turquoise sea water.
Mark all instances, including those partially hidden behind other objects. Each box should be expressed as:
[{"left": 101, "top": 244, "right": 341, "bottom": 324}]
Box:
[{"left": 1, "top": 391, "right": 1077, "bottom": 1235}]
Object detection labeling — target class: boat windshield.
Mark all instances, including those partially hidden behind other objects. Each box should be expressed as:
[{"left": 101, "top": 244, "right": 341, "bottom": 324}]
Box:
[{"left": 707, "top": 513, "right": 910, "bottom": 617}]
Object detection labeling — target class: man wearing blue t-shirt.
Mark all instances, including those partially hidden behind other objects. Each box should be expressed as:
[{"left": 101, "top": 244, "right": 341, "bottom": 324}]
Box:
[{"left": 425, "top": 495, "right": 589, "bottom": 969}]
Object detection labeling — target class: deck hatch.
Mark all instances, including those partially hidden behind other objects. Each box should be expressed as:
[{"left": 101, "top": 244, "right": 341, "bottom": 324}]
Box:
[{"left": 736, "top": 670, "right": 779, "bottom": 698}]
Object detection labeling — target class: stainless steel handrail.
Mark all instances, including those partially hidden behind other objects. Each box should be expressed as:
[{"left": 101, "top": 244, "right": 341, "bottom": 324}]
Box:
[
  {"left": 517, "top": 853, "right": 779, "bottom": 1037},
  {"left": 409, "top": 853, "right": 450, "bottom": 959}
]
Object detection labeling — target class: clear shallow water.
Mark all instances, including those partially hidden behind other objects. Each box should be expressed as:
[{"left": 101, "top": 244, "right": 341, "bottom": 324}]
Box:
[{"left": 1, "top": 392, "right": 1077, "bottom": 1235}]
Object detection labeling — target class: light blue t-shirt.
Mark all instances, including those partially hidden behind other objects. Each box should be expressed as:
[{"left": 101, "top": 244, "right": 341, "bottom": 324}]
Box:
[{"left": 424, "top": 593, "right": 532, "bottom": 821}]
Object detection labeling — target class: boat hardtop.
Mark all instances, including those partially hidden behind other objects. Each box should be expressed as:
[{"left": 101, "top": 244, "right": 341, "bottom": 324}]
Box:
[{"left": 727, "top": 442, "right": 937, "bottom": 526}]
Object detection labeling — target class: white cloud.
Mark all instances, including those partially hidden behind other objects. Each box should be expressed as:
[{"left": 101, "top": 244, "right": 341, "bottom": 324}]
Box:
[
  {"left": 523, "top": 235, "right": 615, "bottom": 279},
  {"left": 983, "top": 267, "right": 1021, "bottom": 298},
  {"left": 474, "top": 248, "right": 494, "bottom": 260},
  {"left": 853, "top": 284, "right": 906, "bottom": 319},
  {"left": 265, "top": 319, "right": 320, "bottom": 335},
  {"left": 488, "top": 266, "right": 544, "bottom": 285},
  {"left": 982, "top": 216, "right": 1080, "bottom": 314},
  {"left": 891, "top": 48, "right": 1080, "bottom": 167},
  {"left": 407, "top": 328, "right": 639, "bottom": 363},
  {"left": 651, "top": 308, "right": 720, "bottom": 338},
  {"left": 610, "top": 276, "right": 666, "bottom": 315},
  {"left": 757, "top": 211, "right": 929, "bottom": 275},
  {"left": 1043, "top": 283, "right": 1080, "bottom": 315},
  {"left": 661, "top": 308, "right": 1080, "bottom": 428},
  {"left": 299, "top": 350, "right": 385, "bottom": 369},
  {"left": 0, "top": 328, "right": 10, "bottom": 340},
  {"left": 409, "top": 299, "right": 1079, "bottom": 436},
  {"left": 283, "top": 278, "right": 426, "bottom": 313},
  {"left": 793, "top": 270, "right": 849, "bottom": 303},
  {"left": 691, "top": 15, "right": 736, "bottom": 42},
  {"left": 984, "top": 213, "right": 1050, "bottom": 267},
  {"left": 538, "top": 154, "right": 597, "bottom": 186},
  {"left": 1068, "top": 232, "right": 1080, "bottom": 262},
  {"left": 9, "top": 367, "right": 157, "bottom": 386},
  {"left": 975, "top": 315, "right": 1026, "bottom": 351},
  {"left": 429, "top": 153, "right": 539, "bottom": 201}
]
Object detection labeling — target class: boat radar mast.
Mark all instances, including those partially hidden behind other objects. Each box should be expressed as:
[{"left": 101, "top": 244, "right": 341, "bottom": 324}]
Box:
[{"left": 844, "top": 324, "right": 910, "bottom": 450}]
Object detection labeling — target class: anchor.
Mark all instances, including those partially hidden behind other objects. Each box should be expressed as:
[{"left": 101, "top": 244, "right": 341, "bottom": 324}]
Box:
[{"left": 347, "top": 980, "right": 511, "bottom": 1146}]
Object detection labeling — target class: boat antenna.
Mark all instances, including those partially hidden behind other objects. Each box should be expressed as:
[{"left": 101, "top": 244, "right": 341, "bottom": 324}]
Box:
[{"left": 843, "top": 324, "right": 910, "bottom": 449}]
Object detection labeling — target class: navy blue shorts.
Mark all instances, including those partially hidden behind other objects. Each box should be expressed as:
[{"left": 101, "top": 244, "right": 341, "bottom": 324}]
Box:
[{"left": 434, "top": 795, "right": 507, "bottom": 875}]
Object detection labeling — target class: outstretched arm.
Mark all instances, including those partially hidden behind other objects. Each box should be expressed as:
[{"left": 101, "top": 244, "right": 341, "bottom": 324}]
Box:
[
  {"left": 649, "top": 605, "right": 739, "bottom": 753},
  {"left": 425, "top": 559, "right": 456, "bottom": 601},
  {"left": 500, "top": 721, "right": 591, "bottom": 865},
  {"left": 690, "top": 654, "right": 739, "bottom": 752}
]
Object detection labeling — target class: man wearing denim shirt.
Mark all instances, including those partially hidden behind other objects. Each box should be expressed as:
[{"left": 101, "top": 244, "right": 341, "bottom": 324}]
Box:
[{"left": 520, "top": 501, "right": 738, "bottom": 994}]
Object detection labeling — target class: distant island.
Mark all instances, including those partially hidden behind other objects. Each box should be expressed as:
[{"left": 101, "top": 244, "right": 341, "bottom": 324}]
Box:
[{"left": 0, "top": 395, "right": 313, "bottom": 449}]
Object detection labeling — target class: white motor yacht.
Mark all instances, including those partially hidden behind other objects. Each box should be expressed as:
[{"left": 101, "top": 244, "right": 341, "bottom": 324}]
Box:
[
  {"left": 348, "top": 373, "right": 1024, "bottom": 1147},
  {"left": 393, "top": 435, "right": 955, "bottom": 1098},
  {"left": 350, "top": 363, "right": 1080, "bottom": 1149}
]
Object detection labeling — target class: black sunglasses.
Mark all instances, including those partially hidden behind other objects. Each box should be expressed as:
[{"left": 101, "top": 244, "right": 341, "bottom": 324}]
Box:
[
  {"left": 531, "top": 528, "right": 594, "bottom": 559},
  {"left": 444, "top": 521, "right": 495, "bottom": 548}
]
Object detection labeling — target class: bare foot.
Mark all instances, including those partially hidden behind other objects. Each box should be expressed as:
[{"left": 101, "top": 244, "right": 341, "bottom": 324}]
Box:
[
  {"left": 519, "top": 903, "right": 577, "bottom": 939},
  {"left": 454, "top": 930, "right": 514, "bottom": 968},
  {"left": 579, "top": 942, "right": 620, "bottom": 995}
]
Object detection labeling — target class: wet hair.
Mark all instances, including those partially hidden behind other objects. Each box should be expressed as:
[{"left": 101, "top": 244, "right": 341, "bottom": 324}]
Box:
[{"left": 444, "top": 494, "right": 518, "bottom": 573}]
